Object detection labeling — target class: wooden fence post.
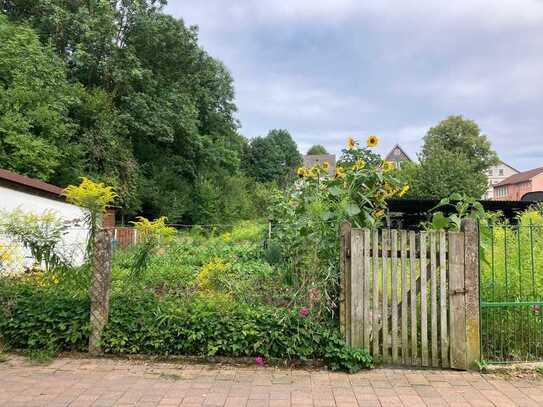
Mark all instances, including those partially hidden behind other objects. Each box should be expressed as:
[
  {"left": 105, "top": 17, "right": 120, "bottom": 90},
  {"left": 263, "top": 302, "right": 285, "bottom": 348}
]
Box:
[
  {"left": 89, "top": 229, "right": 113, "bottom": 354},
  {"left": 462, "top": 218, "right": 481, "bottom": 369},
  {"left": 340, "top": 222, "right": 352, "bottom": 343}
]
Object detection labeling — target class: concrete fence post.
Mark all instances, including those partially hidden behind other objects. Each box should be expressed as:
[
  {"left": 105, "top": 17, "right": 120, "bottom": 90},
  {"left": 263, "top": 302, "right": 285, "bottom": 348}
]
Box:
[{"left": 89, "top": 229, "right": 113, "bottom": 354}]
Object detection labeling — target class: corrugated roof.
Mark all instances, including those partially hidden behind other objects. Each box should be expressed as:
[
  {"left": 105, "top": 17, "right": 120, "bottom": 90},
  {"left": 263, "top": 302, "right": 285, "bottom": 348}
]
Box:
[
  {"left": 495, "top": 166, "right": 543, "bottom": 187},
  {"left": 0, "top": 168, "right": 63, "bottom": 196}
]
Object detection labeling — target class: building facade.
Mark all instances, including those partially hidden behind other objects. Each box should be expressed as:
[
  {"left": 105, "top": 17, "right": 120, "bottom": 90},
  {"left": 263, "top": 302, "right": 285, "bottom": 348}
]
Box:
[
  {"left": 303, "top": 154, "right": 336, "bottom": 176},
  {"left": 384, "top": 144, "right": 412, "bottom": 169},
  {"left": 484, "top": 161, "right": 519, "bottom": 200},
  {"left": 494, "top": 167, "right": 543, "bottom": 201}
]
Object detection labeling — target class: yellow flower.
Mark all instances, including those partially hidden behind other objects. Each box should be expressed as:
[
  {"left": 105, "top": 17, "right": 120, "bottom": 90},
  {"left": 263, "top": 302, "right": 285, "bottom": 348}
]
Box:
[
  {"left": 373, "top": 209, "right": 385, "bottom": 218},
  {"left": 335, "top": 166, "right": 346, "bottom": 178},
  {"left": 297, "top": 167, "right": 306, "bottom": 177},
  {"left": 322, "top": 161, "right": 330, "bottom": 171},
  {"left": 354, "top": 159, "right": 366, "bottom": 171},
  {"left": 366, "top": 135, "right": 379, "bottom": 148},
  {"left": 399, "top": 184, "right": 410, "bottom": 197},
  {"left": 347, "top": 137, "right": 356, "bottom": 150},
  {"left": 382, "top": 160, "right": 395, "bottom": 173},
  {"left": 309, "top": 166, "right": 319, "bottom": 177}
]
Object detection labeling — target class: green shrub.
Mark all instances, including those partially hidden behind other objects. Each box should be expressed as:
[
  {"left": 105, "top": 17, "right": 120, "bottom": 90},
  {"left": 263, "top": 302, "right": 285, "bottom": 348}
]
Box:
[{"left": 0, "top": 284, "right": 371, "bottom": 372}]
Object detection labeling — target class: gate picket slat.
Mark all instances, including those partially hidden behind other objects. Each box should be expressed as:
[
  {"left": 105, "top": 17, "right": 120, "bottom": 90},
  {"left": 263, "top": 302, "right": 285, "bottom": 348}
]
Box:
[
  {"left": 372, "top": 229, "right": 380, "bottom": 358},
  {"left": 391, "top": 230, "right": 399, "bottom": 364},
  {"left": 440, "top": 231, "right": 449, "bottom": 367},
  {"left": 401, "top": 230, "right": 408, "bottom": 364},
  {"left": 382, "top": 230, "right": 390, "bottom": 364},
  {"left": 409, "top": 231, "right": 418, "bottom": 365},
  {"left": 430, "top": 232, "right": 439, "bottom": 367},
  {"left": 420, "top": 232, "right": 429, "bottom": 366},
  {"left": 363, "top": 229, "right": 371, "bottom": 348},
  {"left": 350, "top": 229, "right": 364, "bottom": 347},
  {"left": 449, "top": 231, "right": 467, "bottom": 369}
]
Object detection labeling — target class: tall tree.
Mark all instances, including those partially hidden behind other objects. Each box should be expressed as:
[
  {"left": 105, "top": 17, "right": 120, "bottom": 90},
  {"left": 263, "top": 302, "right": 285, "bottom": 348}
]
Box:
[
  {"left": 306, "top": 144, "right": 328, "bottom": 155},
  {"left": 245, "top": 129, "right": 302, "bottom": 185},
  {"left": 402, "top": 116, "right": 498, "bottom": 199}
]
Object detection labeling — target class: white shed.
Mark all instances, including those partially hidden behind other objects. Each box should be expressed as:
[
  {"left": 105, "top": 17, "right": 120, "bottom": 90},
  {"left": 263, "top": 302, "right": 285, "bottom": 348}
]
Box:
[{"left": 0, "top": 169, "right": 89, "bottom": 273}]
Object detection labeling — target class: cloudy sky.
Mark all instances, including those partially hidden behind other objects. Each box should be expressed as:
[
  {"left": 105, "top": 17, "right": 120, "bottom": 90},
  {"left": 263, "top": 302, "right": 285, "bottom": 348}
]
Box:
[{"left": 166, "top": 1, "right": 543, "bottom": 170}]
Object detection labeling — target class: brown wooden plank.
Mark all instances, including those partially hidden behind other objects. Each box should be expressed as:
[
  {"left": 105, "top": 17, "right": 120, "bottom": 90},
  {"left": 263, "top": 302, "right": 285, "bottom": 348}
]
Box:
[
  {"left": 420, "top": 232, "right": 429, "bottom": 366},
  {"left": 449, "top": 231, "right": 467, "bottom": 370},
  {"left": 409, "top": 231, "right": 418, "bottom": 365},
  {"left": 439, "top": 231, "right": 449, "bottom": 368},
  {"left": 339, "top": 222, "right": 352, "bottom": 342},
  {"left": 381, "top": 229, "right": 390, "bottom": 364},
  {"left": 391, "top": 230, "right": 399, "bottom": 364},
  {"left": 363, "top": 229, "right": 371, "bottom": 348},
  {"left": 462, "top": 219, "right": 481, "bottom": 369},
  {"left": 401, "top": 230, "right": 408, "bottom": 364},
  {"left": 430, "top": 232, "right": 439, "bottom": 367},
  {"left": 372, "top": 229, "right": 380, "bottom": 359},
  {"left": 350, "top": 229, "right": 365, "bottom": 347}
]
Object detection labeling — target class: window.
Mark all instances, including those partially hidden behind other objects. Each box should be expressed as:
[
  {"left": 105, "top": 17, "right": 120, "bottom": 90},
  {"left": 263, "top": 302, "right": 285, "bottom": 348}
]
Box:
[
  {"left": 488, "top": 169, "right": 493, "bottom": 176},
  {"left": 495, "top": 186, "right": 508, "bottom": 197},
  {"left": 499, "top": 169, "right": 504, "bottom": 176}
]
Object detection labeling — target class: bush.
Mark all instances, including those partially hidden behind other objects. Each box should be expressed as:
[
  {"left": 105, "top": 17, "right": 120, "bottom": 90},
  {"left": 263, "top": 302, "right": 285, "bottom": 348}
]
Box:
[{"left": 0, "top": 283, "right": 372, "bottom": 372}]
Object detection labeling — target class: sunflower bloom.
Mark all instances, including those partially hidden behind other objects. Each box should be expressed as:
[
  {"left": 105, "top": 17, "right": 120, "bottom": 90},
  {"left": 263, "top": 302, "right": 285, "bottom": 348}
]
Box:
[
  {"left": 322, "top": 161, "right": 330, "bottom": 171},
  {"left": 297, "top": 167, "right": 306, "bottom": 177},
  {"left": 335, "top": 166, "right": 346, "bottom": 178},
  {"left": 382, "top": 160, "right": 395, "bottom": 173},
  {"left": 373, "top": 209, "right": 385, "bottom": 218},
  {"left": 347, "top": 137, "right": 356, "bottom": 150},
  {"left": 399, "top": 185, "right": 410, "bottom": 197},
  {"left": 309, "top": 166, "right": 319, "bottom": 177},
  {"left": 354, "top": 159, "right": 366, "bottom": 171},
  {"left": 366, "top": 135, "right": 379, "bottom": 148}
]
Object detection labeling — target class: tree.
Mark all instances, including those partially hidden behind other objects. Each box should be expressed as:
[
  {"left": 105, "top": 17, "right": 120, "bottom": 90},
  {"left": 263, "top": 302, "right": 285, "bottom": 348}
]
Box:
[
  {"left": 307, "top": 144, "right": 328, "bottom": 155},
  {"left": 402, "top": 116, "right": 498, "bottom": 199},
  {"left": 245, "top": 129, "right": 302, "bottom": 185}
]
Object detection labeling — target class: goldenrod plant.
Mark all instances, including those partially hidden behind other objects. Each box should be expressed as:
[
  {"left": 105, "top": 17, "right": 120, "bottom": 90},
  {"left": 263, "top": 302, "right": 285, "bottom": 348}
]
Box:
[
  {"left": 63, "top": 177, "right": 117, "bottom": 258},
  {"left": 130, "top": 216, "right": 176, "bottom": 277}
]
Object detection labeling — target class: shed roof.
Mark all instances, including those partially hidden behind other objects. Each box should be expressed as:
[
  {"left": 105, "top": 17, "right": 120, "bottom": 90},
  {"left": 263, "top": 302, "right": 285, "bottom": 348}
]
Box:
[{"left": 0, "top": 168, "right": 63, "bottom": 197}]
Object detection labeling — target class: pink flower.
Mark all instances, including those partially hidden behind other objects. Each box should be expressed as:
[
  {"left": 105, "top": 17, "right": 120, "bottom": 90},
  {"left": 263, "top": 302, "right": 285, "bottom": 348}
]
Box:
[
  {"left": 299, "top": 307, "right": 310, "bottom": 317},
  {"left": 255, "top": 356, "right": 265, "bottom": 366}
]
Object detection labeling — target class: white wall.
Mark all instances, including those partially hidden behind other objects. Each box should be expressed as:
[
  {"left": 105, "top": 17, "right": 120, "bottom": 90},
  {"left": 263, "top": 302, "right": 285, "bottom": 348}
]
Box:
[
  {"left": 485, "top": 163, "right": 519, "bottom": 199},
  {"left": 0, "top": 185, "right": 89, "bottom": 273}
]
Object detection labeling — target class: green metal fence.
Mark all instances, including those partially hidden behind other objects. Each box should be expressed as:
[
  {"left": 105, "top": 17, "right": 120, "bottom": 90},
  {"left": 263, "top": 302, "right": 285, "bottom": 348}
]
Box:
[{"left": 479, "top": 222, "right": 543, "bottom": 363}]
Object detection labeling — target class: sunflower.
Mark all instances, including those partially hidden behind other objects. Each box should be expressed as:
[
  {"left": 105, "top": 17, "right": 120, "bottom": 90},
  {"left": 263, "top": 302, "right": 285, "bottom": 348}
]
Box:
[
  {"left": 309, "top": 166, "right": 319, "bottom": 177},
  {"left": 382, "top": 160, "right": 395, "bottom": 173},
  {"left": 366, "top": 135, "right": 379, "bottom": 148},
  {"left": 347, "top": 137, "right": 356, "bottom": 150},
  {"left": 354, "top": 159, "right": 366, "bottom": 171},
  {"left": 297, "top": 167, "right": 306, "bottom": 178},
  {"left": 335, "top": 166, "right": 346, "bottom": 178},
  {"left": 373, "top": 209, "right": 385, "bottom": 218},
  {"left": 399, "top": 184, "right": 410, "bottom": 197},
  {"left": 322, "top": 161, "right": 330, "bottom": 171}
]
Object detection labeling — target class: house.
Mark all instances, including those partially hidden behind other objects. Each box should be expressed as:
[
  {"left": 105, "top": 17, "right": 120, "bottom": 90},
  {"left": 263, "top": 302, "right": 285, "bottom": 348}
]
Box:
[
  {"left": 494, "top": 167, "right": 543, "bottom": 201},
  {"left": 484, "top": 161, "right": 519, "bottom": 200},
  {"left": 0, "top": 169, "right": 114, "bottom": 272},
  {"left": 303, "top": 154, "right": 336, "bottom": 176},
  {"left": 384, "top": 144, "right": 412, "bottom": 169}
]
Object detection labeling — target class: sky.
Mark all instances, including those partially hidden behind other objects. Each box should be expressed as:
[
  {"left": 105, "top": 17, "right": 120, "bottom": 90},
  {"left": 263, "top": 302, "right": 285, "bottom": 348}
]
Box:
[{"left": 166, "top": 1, "right": 543, "bottom": 170}]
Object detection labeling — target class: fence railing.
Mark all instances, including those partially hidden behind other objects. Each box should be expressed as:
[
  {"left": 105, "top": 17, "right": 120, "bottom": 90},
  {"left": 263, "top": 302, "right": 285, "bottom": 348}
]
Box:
[{"left": 340, "top": 219, "right": 480, "bottom": 370}]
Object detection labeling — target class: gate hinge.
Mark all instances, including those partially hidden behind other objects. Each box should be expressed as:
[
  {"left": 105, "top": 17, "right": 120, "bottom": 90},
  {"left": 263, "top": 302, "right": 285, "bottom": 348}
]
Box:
[{"left": 451, "top": 288, "right": 466, "bottom": 295}]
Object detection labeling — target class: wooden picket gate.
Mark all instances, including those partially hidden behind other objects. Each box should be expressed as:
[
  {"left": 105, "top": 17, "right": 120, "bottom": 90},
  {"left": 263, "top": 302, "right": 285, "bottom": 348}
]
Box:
[{"left": 339, "top": 219, "right": 480, "bottom": 370}]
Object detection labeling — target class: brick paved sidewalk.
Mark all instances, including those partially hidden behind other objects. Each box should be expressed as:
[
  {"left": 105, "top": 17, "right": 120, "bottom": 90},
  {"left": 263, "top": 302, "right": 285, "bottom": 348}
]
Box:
[{"left": 1, "top": 355, "right": 543, "bottom": 407}]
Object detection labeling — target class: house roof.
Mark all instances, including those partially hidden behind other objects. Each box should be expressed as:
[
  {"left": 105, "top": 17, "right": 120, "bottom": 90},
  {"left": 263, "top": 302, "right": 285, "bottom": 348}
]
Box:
[
  {"left": 497, "top": 160, "right": 519, "bottom": 174},
  {"left": 496, "top": 166, "right": 543, "bottom": 187},
  {"left": 0, "top": 168, "right": 63, "bottom": 197},
  {"left": 385, "top": 144, "right": 413, "bottom": 162}
]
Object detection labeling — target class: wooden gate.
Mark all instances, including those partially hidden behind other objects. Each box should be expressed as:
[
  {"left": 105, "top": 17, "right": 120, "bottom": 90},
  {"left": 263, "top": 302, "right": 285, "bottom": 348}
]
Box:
[{"left": 340, "top": 219, "right": 480, "bottom": 370}]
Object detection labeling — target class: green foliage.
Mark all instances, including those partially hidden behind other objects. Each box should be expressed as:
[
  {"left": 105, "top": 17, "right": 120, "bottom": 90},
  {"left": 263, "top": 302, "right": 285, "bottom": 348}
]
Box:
[
  {"left": 424, "top": 193, "right": 488, "bottom": 231},
  {"left": 0, "top": 209, "right": 67, "bottom": 271},
  {"left": 2, "top": 2, "right": 256, "bottom": 222},
  {"left": 270, "top": 136, "right": 407, "bottom": 315},
  {"left": 130, "top": 217, "right": 176, "bottom": 277},
  {"left": 244, "top": 129, "right": 302, "bottom": 186},
  {"left": 402, "top": 116, "right": 499, "bottom": 199},
  {"left": 306, "top": 145, "right": 329, "bottom": 155}
]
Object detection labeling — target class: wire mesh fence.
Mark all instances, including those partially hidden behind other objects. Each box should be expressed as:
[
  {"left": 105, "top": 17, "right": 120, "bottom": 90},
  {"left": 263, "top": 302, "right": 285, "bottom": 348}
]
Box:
[{"left": 479, "top": 222, "right": 543, "bottom": 363}]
